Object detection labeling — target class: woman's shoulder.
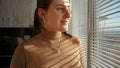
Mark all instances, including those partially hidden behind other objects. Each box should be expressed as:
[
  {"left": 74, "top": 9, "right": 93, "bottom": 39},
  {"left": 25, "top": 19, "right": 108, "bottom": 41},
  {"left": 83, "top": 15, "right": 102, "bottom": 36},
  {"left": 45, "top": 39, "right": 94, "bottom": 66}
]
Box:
[
  {"left": 64, "top": 33, "right": 81, "bottom": 44},
  {"left": 14, "top": 35, "right": 42, "bottom": 53},
  {"left": 18, "top": 34, "right": 42, "bottom": 48},
  {"left": 25, "top": 33, "right": 43, "bottom": 43}
]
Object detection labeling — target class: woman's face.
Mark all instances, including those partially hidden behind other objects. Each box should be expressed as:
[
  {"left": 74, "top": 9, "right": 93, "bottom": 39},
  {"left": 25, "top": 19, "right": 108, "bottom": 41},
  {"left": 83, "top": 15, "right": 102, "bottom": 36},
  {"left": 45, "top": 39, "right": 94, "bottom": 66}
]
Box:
[{"left": 43, "top": 0, "right": 71, "bottom": 32}]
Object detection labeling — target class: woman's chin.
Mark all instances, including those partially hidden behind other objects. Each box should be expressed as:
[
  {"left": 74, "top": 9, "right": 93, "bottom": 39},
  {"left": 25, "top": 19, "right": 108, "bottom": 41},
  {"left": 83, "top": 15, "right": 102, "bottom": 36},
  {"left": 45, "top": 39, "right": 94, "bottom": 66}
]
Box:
[{"left": 61, "top": 28, "right": 68, "bottom": 32}]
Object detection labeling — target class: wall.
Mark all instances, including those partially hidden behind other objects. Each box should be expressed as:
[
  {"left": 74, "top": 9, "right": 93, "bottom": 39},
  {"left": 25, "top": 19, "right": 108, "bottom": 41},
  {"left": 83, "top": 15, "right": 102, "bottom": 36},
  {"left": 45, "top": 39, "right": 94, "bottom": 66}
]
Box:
[
  {"left": 70, "top": 0, "right": 88, "bottom": 67},
  {"left": 0, "top": 0, "right": 36, "bottom": 27}
]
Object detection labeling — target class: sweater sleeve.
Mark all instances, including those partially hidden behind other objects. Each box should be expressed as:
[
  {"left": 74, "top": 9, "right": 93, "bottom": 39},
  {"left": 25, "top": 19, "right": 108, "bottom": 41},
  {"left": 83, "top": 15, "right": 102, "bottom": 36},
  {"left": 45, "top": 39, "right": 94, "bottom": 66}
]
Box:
[{"left": 10, "top": 43, "right": 26, "bottom": 68}]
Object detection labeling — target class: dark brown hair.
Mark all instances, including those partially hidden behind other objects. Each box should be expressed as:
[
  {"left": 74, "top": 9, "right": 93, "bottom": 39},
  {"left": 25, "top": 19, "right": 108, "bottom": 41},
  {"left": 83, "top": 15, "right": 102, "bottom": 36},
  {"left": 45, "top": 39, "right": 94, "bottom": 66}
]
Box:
[
  {"left": 34, "top": 0, "right": 53, "bottom": 35},
  {"left": 33, "top": 0, "right": 72, "bottom": 37}
]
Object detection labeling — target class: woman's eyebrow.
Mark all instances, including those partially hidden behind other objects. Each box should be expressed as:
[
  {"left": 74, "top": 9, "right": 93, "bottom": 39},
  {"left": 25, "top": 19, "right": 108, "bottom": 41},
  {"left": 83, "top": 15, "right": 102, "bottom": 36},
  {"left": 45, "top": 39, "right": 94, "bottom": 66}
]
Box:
[{"left": 56, "top": 4, "right": 70, "bottom": 7}]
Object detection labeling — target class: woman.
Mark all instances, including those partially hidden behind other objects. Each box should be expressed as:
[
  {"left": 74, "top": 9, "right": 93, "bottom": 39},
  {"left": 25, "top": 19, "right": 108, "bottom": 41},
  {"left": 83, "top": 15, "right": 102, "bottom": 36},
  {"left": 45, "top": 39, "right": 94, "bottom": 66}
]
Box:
[{"left": 10, "top": 0, "right": 86, "bottom": 68}]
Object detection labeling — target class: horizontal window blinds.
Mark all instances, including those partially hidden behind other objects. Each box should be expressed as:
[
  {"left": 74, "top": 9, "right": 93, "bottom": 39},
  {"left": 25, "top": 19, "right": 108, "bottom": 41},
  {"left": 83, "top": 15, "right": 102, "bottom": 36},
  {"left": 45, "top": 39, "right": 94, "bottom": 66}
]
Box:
[{"left": 90, "top": 0, "right": 120, "bottom": 68}]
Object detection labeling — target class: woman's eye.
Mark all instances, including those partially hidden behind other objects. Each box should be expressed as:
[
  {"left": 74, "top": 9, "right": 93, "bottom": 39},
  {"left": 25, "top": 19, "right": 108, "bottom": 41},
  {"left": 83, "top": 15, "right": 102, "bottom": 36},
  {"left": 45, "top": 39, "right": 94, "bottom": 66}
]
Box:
[
  {"left": 57, "top": 7, "right": 64, "bottom": 11},
  {"left": 68, "top": 6, "right": 71, "bottom": 11},
  {"left": 56, "top": 6, "right": 71, "bottom": 12}
]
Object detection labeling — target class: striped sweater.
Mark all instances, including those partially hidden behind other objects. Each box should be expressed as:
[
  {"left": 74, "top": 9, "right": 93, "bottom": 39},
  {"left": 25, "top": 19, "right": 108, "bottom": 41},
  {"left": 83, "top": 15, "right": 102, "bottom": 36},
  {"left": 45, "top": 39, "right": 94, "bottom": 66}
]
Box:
[{"left": 10, "top": 32, "right": 86, "bottom": 68}]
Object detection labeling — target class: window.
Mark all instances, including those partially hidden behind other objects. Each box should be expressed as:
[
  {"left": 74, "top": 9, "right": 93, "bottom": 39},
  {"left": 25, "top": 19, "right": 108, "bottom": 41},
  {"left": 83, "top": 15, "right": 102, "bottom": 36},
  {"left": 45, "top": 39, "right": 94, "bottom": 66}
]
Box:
[{"left": 88, "top": 0, "right": 120, "bottom": 67}]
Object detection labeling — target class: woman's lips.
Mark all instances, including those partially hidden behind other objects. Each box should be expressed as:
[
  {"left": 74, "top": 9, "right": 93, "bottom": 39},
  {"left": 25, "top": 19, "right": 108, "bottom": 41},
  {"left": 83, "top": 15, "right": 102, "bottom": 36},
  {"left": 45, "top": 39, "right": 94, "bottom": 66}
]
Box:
[{"left": 61, "top": 20, "right": 69, "bottom": 25}]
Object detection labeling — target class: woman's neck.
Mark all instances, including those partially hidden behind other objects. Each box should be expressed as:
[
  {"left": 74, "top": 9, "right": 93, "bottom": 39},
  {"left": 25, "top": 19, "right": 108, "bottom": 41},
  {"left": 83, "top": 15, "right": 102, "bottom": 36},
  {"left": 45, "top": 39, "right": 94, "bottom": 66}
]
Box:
[{"left": 40, "top": 30, "right": 63, "bottom": 40}]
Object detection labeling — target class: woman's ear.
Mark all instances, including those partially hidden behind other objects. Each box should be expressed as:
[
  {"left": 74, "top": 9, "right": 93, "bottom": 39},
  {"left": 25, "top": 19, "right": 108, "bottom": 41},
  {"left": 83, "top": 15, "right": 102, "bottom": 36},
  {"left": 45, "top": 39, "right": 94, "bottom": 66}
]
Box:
[{"left": 38, "top": 8, "right": 46, "bottom": 20}]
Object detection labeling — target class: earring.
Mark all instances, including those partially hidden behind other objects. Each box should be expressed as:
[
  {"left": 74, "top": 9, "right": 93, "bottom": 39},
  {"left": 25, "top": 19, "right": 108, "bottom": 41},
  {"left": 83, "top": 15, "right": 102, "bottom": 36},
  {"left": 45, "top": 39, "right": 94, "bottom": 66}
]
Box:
[
  {"left": 40, "top": 19, "right": 45, "bottom": 24},
  {"left": 43, "top": 20, "right": 45, "bottom": 23}
]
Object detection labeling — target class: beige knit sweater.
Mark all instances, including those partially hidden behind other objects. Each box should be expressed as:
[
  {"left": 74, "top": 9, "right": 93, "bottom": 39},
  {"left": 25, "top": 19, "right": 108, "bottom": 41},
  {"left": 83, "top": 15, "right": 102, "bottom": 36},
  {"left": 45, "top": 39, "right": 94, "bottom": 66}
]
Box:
[{"left": 10, "top": 31, "right": 86, "bottom": 68}]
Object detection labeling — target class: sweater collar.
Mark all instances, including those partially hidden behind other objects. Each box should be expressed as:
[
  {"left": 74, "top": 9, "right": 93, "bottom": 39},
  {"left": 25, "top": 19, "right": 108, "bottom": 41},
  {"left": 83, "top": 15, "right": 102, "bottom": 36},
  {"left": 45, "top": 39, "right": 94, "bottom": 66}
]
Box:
[{"left": 40, "top": 30, "right": 63, "bottom": 40}]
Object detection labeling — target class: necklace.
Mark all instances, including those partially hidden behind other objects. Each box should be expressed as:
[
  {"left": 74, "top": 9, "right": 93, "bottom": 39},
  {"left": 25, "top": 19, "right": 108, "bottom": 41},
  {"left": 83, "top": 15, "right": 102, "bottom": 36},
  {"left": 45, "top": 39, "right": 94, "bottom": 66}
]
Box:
[
  {"left": 47, "top": 34, "right": 62, "bottom": 54},
  {"left": 41, "top": 32, "right": 63, "bottom": 54}
]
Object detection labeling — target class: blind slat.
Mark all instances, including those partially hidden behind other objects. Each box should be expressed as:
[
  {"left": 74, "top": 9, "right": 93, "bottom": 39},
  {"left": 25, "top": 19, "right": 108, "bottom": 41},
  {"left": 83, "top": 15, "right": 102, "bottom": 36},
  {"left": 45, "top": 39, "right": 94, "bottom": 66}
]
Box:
[
  {"left": 93, "top": 44, "right": 120, "bottom": 59},
  {"left": 92, "top": 52, "right": 120, "bottom": 67},
  {"left": 89, "top": 0, "right": 120, "bottom": 67},
  {"left": 97, "top": 0, "right": 120, "bottom": 11}
]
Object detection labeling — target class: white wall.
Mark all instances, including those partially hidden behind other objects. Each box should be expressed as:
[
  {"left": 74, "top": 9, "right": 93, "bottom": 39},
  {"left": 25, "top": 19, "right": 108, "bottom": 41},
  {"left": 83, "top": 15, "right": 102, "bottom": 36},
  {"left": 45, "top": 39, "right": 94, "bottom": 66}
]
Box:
[
  {"left": 70, "top": 0, "right": 88, "bottom": 67},
  {"left": 0, "top": 0, "right": 36, "bottom": 27},
  {"left": 70, "top": 0, "right": 88, "bottom": 37}
]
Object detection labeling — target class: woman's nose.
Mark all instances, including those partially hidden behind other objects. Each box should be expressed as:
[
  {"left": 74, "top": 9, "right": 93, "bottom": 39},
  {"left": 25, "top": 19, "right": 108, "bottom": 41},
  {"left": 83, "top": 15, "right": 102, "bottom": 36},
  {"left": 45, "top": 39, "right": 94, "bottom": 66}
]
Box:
[{"left": 63, "top": 9, "right": 72, "bottom": 18}]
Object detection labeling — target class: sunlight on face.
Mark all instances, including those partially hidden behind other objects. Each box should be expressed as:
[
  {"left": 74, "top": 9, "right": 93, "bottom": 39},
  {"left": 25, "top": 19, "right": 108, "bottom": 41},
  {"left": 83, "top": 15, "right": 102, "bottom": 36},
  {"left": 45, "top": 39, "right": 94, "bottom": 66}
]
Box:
[{"left": 44, "top": 0, "right": 71, "bottom": 32}]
